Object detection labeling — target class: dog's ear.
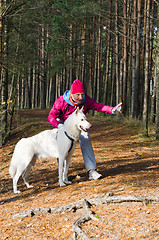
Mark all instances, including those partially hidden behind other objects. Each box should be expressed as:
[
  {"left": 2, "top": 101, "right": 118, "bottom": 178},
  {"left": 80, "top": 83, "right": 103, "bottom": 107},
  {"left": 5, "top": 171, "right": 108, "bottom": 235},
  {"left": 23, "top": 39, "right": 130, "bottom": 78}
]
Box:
[
  {"left": 75, "top": 107, "right": 79, "bottom": 115},
  {"left": 80, "top": 106, "right": 84, "bottom": 112}
]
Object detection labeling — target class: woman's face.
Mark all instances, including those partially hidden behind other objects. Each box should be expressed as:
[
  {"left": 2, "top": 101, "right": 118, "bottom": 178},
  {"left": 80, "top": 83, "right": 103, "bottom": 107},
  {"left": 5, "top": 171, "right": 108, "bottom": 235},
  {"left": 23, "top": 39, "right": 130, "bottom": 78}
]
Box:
[{"left": 71, "top": 93, "right": 85, "bottom": 104}]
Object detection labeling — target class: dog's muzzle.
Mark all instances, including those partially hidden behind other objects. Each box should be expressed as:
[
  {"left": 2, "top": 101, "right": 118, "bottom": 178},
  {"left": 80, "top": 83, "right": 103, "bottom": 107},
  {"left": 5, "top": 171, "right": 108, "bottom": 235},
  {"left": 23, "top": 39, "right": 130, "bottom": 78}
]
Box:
[{"left": 80, "top": 125, "right": 92, "bottom": 132}]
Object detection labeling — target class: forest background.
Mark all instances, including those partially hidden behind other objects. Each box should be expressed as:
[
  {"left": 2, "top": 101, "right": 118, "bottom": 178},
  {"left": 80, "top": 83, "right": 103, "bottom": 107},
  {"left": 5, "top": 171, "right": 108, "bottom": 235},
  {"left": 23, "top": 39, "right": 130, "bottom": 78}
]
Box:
[{"left": 0, "top": 0, "right": 159, "bottom": 146}]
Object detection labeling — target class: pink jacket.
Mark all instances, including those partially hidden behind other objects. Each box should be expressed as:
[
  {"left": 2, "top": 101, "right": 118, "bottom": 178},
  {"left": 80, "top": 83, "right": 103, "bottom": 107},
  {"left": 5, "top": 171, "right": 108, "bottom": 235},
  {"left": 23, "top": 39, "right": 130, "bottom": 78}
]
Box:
[{"left": 48, "top": 91, "right": 113, "bottom": 128}]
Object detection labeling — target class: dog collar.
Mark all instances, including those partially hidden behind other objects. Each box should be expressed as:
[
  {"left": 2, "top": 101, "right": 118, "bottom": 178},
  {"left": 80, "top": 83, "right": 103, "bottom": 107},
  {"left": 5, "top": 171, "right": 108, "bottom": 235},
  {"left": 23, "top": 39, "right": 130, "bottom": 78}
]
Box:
[{"left": 64, "top": 131, "right": 74, "bottom": 153}]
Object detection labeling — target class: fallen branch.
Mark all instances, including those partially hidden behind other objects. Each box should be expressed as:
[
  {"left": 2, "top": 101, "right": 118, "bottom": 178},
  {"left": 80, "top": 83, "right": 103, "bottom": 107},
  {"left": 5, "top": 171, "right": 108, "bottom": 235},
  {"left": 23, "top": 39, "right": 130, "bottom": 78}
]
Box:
[
  {"left": 12, "top": 193, "right": 159, "bottom": 240},
  {"left": 12, "top": 192, "right": 159, "bottom": 218},
  {"left": 72, "top": 199, "right": 99, "bottom": 240}
]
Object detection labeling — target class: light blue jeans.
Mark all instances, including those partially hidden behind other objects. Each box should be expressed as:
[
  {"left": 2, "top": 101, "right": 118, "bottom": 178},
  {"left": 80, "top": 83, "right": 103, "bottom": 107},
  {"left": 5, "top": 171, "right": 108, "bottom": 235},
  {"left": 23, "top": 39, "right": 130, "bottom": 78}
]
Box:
[{"left": 79, "top": 131, "right": 97, "bottom": 172}]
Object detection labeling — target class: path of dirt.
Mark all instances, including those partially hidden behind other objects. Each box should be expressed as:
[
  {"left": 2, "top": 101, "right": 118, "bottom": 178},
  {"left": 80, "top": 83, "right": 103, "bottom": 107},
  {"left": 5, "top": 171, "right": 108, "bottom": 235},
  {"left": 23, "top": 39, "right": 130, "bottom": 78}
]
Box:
[{"left": 0, "top": 109, "right": 159, "bottom": 239}]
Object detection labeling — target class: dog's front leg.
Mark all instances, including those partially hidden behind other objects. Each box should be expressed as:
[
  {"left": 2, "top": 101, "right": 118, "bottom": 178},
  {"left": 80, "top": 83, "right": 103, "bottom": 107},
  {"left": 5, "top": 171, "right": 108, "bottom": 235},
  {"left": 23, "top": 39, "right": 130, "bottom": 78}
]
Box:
[
  {"left": 58, "top": 157, "right": 66, "bottom": 187},
  {"left": 63, "top": 155, "right": 72, "bottom": 185}
]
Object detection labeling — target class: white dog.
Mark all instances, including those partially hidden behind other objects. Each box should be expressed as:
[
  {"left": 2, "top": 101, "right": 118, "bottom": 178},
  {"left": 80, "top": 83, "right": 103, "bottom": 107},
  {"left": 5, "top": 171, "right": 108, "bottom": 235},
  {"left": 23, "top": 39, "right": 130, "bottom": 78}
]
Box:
[{"left": 9, "top": 107, "right": 91, "bottom": 194}]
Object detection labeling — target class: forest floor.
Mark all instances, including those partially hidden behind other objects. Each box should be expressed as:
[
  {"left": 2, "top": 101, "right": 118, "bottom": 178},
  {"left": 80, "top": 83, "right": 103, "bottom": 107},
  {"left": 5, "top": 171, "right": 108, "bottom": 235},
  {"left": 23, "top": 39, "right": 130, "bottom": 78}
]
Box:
[{"left": 0, "top": 109, "right": 159, "bottom": 239}]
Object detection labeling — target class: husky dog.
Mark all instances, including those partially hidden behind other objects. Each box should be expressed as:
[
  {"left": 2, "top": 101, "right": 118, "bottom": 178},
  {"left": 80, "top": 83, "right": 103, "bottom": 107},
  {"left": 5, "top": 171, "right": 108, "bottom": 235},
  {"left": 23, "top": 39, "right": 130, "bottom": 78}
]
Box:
[{"left": 9, "top": 107, "right": 91, "bottom": 193}]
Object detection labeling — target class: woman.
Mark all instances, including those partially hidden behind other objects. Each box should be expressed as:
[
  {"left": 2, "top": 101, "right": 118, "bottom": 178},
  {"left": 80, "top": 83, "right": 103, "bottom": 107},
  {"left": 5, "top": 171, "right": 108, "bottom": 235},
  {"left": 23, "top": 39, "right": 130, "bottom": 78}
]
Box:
[{"left": 48, "top": 79, "right": 121, "bottom": 180}]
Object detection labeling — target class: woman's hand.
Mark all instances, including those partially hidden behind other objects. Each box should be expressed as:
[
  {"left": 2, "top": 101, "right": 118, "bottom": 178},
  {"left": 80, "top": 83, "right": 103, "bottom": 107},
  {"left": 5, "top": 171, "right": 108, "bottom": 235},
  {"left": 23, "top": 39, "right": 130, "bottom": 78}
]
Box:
[{"left": 112, "top": 102, "right": 122, "bottom": 115}]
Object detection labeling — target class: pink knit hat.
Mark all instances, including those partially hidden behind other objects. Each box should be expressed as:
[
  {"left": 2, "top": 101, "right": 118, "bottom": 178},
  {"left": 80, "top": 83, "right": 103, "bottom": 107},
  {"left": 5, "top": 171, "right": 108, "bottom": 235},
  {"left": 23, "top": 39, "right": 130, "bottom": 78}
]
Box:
[{"left": 70, "top": 79, "right": 85, "bottom": 94}]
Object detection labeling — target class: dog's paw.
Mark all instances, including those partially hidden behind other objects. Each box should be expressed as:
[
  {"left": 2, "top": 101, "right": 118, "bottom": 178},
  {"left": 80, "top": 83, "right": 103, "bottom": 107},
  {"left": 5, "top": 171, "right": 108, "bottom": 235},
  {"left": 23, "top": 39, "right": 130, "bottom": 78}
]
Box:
[
  {"left": 59, "top": 182, "right": 66, "bottom": 187},
  {"left": 27, "top": 185, "right": 34, "bottom": 189},
  {"left": 25, "top": 182, "right": 34, "bottom": 189},
  {"left": 14, "top": 190, "right": 21, "bottom": 194},
  {"left": 65, "top": 180, "right": 72, "bottom": 185}
]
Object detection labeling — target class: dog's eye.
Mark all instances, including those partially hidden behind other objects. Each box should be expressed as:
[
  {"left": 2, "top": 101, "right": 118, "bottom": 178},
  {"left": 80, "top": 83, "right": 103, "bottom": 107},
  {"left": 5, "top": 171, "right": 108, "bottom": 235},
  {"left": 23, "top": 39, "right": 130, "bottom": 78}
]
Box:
[{"left": 81, "top": 119, "right": 84, "bottom": 121}]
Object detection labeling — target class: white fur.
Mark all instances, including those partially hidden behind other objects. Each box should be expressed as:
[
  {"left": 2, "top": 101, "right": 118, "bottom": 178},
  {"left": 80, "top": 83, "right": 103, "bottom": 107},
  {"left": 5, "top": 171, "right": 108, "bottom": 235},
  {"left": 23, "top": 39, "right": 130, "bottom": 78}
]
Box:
[{"left": 9, "top": 107, "right": 91, "bottom": 193}]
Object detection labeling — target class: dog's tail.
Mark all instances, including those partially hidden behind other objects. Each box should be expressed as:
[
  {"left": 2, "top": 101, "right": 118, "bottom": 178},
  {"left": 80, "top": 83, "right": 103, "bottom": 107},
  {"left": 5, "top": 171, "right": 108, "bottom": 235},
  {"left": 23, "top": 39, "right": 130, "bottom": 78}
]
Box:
[{"left": 9, "top": 161, "right": 17, "bottom": 178}]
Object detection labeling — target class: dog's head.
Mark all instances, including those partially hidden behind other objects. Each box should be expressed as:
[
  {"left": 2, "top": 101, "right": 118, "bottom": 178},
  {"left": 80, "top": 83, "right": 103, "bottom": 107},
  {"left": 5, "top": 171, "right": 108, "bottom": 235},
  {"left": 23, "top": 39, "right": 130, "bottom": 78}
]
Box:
[{"left": 74, "top": 107, "right": 92, "bottom": 132}]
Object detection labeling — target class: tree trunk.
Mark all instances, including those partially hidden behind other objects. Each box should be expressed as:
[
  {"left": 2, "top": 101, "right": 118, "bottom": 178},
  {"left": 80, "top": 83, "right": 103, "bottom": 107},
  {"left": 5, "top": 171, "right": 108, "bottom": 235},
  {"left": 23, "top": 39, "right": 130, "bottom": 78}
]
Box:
[
  {"left": 0, "top": 0, "right": 2, "bottom": 137},
  {"left": 55, "top": 72, "right": 59, "bottom": 99},
  {"left": 156, "top": 1, "right": 159, "bottom": 139},
  {"left": 122, "top": 0, "right": 127, "bottom": 113},
  {"left": 89, "top": 17, "right": 95, "bottom": 99},
  {"left": 17, "top": 75, "right": 21, "bottom": 109},
  {"left": 131, "top": 0, "right": 137, "bottom": 118},
  {"left": 143, "top": 0, "right": 150, "bottom": 136},
  {"left": 110, "top": 56, "right": 115, "bottom": 106},
  {"left": 21, "top": 75, "right": 25, "bottom": 109},
  {"left": 40, "top": 25, "right": 46, "bottom": 109},
  {"left": 1, "top": 3, "right": 9, "bottom": 145},
  {"left": 151, "top": 65, "right": 156, "bottom": 123},
  {"left": 140, "top": 0, "right": 148, "bottom": 116},
  {"left": 24, "top": 70, "right": 29, "bottom": 108},
  {"left": 136, "top": 0, "right": 141, "bottom": 117},
  {"left": 119, "top": 58, "right": 123, "bottom": 103},
  {"left": 150, "top": 0, "right": 155, "bottom": 122},
  {"left": 126, "top": 0, "right": 132, "bottom": 114},
  {"left": 35, "top": 65, "right": 40, "bottom": 109},
  {"left": 103, "top": 0, "right": 111, "bottom": 104},
  {"left": 96, "top": 13, "right": 101, "bottom": 103},
  {"left": 81, "top": 13, "right": 86, "bottom": 83},
  {"left": 69, "top": 23, "right": 73, "bottom": 84},
  {"left": 115, "top": 0, "right": 119, "bottom": 105},
  {"left": 32, "top": 65, "right": 36, "bottom": 109}
]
